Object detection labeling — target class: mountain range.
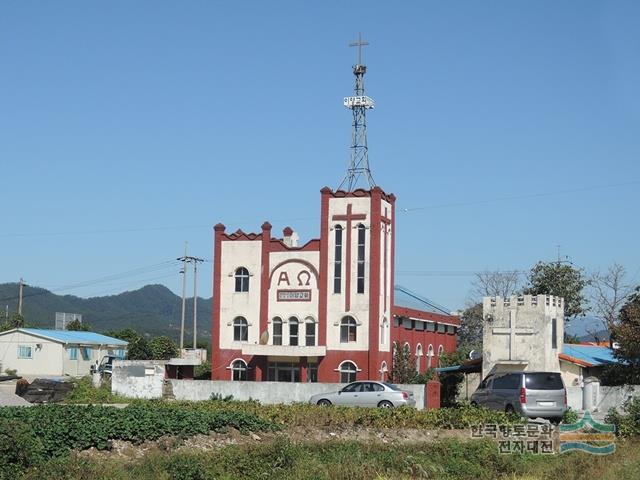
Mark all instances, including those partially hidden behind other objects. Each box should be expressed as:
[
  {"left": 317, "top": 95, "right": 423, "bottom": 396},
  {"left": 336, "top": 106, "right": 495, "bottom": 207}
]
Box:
[{"left": 0, "top": 283, "right": 211, "bottom": 340}]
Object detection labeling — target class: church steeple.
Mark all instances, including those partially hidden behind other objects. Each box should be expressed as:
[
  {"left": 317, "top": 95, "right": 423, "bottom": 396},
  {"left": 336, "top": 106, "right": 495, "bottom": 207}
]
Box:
[{"left": 338, "top": 33, "right": 376, "bottom": 191}]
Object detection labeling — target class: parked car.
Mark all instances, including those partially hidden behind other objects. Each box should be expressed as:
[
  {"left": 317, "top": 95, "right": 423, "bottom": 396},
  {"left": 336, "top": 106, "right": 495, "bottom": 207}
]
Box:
[
  {"left": 471, "top": 371, "right": 567, "bottom": 421},
  {"left": 309, "top": 381, "right": 416, "bottom": 408}
]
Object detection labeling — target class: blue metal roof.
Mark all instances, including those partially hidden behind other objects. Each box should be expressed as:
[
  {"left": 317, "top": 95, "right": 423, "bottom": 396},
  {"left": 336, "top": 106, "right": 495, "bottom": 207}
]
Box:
[
  {"left": 394, "top": 285, "right": 452, "bottom": 316},
  {"left": 561, "top": 344, "right": 619, "bottom": 367},
  {"left": 19, "top": 328, "right": 128, "bottom": 346}
]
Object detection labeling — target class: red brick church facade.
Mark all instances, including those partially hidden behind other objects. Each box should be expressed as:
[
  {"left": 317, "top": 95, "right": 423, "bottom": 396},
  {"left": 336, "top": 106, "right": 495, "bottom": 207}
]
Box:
[{"left": 210, "top": 186, "right": 458, "bottom": 383}]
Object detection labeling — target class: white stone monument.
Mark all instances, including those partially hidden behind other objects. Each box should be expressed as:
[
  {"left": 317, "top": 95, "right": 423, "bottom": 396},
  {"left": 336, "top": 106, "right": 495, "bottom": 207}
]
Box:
[{"left": 482, "top": 295, "right": 564, "bottom": 378}]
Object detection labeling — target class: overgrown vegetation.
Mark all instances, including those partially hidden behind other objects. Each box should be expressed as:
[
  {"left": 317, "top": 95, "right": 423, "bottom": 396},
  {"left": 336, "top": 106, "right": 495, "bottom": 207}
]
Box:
[
  {"left": 165, "top": 399, "right": 524, "bottom": 430},
  {"left": 62, "top": 376, "right": 129, "bottom": 404},
  {"left": 0, "top": 403, "right": 277, "bottom": 470},
  {"left": 7, "top": 438, "right": 640, "bottom": 480},
  {"left": 606, "top": 395, "right": 640, "bottom": 437}
]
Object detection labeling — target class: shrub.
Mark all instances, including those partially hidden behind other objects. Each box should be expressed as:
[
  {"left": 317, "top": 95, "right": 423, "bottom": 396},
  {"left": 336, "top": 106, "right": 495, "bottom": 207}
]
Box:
[
  {"left": 0, "top": 403, "right": 278, "bottom": 465},
  {"left": 63, "top": 376, "right": 129, "bottom": 404},
  {"left": 605, "top": 395, "right": 640, "bottom": 437},
  {"left": 167, "top": 399, "right": 524, "bottom": 430},
  {"left": 0, "top": 418, "right": 45, "bottom": 475},
  {"left": 3, "top": 368, "right": 17, "bottom": 376},
  {"left": 562, "top": 407, "right": 579, "bottom": 424}
]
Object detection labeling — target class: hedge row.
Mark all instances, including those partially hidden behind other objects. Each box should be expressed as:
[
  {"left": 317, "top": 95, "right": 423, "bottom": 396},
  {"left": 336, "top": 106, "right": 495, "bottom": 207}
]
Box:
[
  {"left": 0, "top": 403, "right": 278, "bottom": 468},
  {"left": 161, "top": 399, "right": 525, "bottom": 430}
]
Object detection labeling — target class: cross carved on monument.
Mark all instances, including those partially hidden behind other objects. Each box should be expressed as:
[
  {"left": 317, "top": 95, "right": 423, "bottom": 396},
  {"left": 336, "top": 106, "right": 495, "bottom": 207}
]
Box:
[{"left": 492, "top": 310, "right": 535, "bottom": 361}]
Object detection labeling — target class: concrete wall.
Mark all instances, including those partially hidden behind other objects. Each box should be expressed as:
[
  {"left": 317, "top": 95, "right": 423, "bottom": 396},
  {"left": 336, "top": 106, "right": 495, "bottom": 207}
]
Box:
[
  {"left": 111, "top": 370, "right": 427, "bottom": 409},
  {"left": 170, "top": 380, "right": 426, "bottom": 409},
  {"left": 111, "top": 360, "right": 166, "bottom": 399},
  {"left": 598, "top": 385, "right": 640, "bottom": 412},
  {"left": 564, "top": 384, "right": 640, "bottom": 413}
]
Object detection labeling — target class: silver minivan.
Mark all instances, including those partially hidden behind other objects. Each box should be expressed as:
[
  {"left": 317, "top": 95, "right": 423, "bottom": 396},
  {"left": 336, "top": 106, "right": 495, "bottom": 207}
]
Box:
[{"left": 471, "top": 371, "right": 567, "bottom": 421}]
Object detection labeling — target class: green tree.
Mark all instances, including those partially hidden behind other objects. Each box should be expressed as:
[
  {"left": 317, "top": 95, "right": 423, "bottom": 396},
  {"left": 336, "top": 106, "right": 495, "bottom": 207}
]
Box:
[
  {"left": 65, "top": 319, "right": 90, "bottom": 331},
  {"left": 612, "top": 286, "right": 640, "bottom": 367},
  {"left": 0, "top": 313, "right": 25, "bottom": 332},
  {"left": 389, "top": 341, "right": 417, "bottom": 384},
  {"left": 601, "top": 287, "right": 640, "bottom": 385},
  {"left": 523, "top": 261, "right": 589, "bottom": 320},
  {"left": 104, "top": 328, "right": 151, "bottom": 360},
  {"left": 564, "top": 333, "right": 581, "bottom": 344},
  {"left": 148, "top": 336, "right": 179, "bottom": 360},
  {"left": 458, "top": 303, "right": 483, "bottom": 349}
]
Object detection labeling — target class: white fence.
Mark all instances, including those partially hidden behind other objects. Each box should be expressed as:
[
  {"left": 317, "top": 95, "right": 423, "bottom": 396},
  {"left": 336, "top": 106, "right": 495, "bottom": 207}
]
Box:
[
  {"left": 110, "top": 362, "right": 427, "bottom": 409},
  {"left": 169, "top": 380, "right": 427, "bottom": 409},
  {"left": 566, "top": 384, "right": 640, "bottom": 413}
]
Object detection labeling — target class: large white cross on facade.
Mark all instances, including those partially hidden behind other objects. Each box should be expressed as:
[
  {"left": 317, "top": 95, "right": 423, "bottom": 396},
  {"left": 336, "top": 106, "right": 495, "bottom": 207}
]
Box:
[{"left": 492, "top": 310, "right": 535, "bottom": 361}]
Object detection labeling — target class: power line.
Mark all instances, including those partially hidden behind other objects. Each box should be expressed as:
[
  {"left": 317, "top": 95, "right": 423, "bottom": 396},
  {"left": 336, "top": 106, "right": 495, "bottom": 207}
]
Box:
[
  {"left": 396, "top": 270, "right": 527, "bottom": 277},
  {"left": 0, "top": 260, "right": 181, "bottom": 303},
  {"left": 398, "top": 180, "right": 640, "bottom": 213},
  {"left": 1, "top": 180, "right": 637, "bottom": 239}
]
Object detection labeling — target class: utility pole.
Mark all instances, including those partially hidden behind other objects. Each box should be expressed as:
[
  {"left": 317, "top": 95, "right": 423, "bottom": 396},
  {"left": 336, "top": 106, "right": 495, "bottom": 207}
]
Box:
[
  {"left": 191, "top": 257, "right": 204, "bottom": 348},
  {"left": 18, "top": 278, "right": 25, "bottom": 316},
  {"left": 177, "top": 243, "right": 190, "bottom": 350}
]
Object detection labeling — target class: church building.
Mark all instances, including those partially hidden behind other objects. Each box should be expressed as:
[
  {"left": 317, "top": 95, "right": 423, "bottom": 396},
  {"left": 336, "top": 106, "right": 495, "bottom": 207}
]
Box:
[
  {"left": 210, "top": 186, "right": 459, "bottom": 383},
  {"left": 210, "top": 37, "right": 458, "bottom": 383}
]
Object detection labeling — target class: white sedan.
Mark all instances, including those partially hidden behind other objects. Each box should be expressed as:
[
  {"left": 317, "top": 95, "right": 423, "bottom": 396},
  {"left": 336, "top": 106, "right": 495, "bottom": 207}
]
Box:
[{"left": 309, "top": 381, "right": 416, "bottom": 408}]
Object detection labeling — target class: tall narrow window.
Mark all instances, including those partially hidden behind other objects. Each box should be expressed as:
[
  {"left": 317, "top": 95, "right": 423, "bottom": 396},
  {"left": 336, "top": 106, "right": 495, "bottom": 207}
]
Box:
[
  {"left": 416, "top": 344, "right": 423, "bottom": 373},
  {"left": 340, "top": 316, "right": 357, "bottom": 343},
  {"left": 380, "top": 317, "right": 388, "bottom": 345},
  {"left": 380, "top": 361, "right": 388, "bottom": 381},
  {"left": 305, "top": 318, "right": 316, "bottom": 346},
  {"left": 427, "top": 344, "right": 434, "bottom": 368},
  {"left": 334, "top": 225, "right": 343, "bottom": 293},
  {"left": 552, "top": 318, "right": 557, "bottom": 349},
  {"left": 289, "top": 317, "right": 299, "bottom": 346},
  {"left": 233, "top": 317, "right": 248, "bottom": 342},
  {"left": 356, "top": 224, "right": 365, "bottom": 293},
  {"left": 272, "top": 317, "right": 283, "bottom": 345},
  {"left": 234, "top": 267, "right": 249, "bottom": 292}
]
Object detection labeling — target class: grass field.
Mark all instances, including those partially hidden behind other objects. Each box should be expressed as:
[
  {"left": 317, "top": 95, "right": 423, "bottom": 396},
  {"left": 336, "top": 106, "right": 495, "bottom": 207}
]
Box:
[{"left": 9, "top": 437, "right": 640, "bottom": 480}]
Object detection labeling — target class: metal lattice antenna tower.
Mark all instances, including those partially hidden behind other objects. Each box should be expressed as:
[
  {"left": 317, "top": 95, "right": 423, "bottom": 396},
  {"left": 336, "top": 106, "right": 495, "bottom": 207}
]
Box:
[{"left": 338, "top": 33, "right": 376, "bottom": 191}]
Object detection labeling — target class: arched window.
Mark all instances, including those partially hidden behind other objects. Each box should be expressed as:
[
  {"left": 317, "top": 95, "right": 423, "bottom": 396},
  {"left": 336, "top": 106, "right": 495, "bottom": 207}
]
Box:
[
  {"left": 416, "top": 344, "right": 423, "bottom": 373},
  {"left": 272, "top": 317, "right": 283, "bottom": 345},
  {"left": 334, "top": 225, "right": 343, "bottom": 294},
  {"left": 231, "top": 359, "right": 247, "bottom": 381},
  {"left": 289, "top": 317, "right": 299, "bottom": 346},
  {"left": 380, "top": 317, "right": 388, "bottom": 345},
  {"left": 234, "top": 267, "right": 249, "bottom": 292},
  {"left": 380, "top": 361, "right": 388, "bottom": 381},
  {"left": 233, "top": 317, "right": 248, "bottom": 342},
  {"left": 437, "top": 345, "right": 444, "bottom": 367},
  {"left": 356, "top": 224, "right": 366, "bottom": 293},
  {"left": 427, "top": 344, "right": 434, "bottom": 368},
  {"left": 305, "top": 317, "right": 316, "bottom": 346},
  {"left": 339, "top": 361, "right": 357, "bottom": 383},
  {"left": 340, "top": 316, "right": 357, "bottom": 343}
]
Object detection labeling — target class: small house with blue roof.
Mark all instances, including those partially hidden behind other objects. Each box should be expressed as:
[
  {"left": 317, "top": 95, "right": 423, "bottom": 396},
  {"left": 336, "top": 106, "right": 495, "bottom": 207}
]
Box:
[
  {"left": 0, "top": 328, "right": 127, "bottom": 377},
  {"left": 559, "top": 343, "right": 620, "bottom": 386}
]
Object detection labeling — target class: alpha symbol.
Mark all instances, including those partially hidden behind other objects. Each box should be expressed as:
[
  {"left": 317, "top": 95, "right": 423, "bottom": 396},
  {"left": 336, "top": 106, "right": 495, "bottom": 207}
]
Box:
[{"left": 277, "top": 272, "right": 290, "bottom": 286}]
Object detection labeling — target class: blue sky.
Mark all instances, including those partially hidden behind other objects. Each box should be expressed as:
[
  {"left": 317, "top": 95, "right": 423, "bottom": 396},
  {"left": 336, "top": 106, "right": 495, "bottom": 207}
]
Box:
[{"left": 1, "top": 1, "right": 639, "bottom": 316}]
